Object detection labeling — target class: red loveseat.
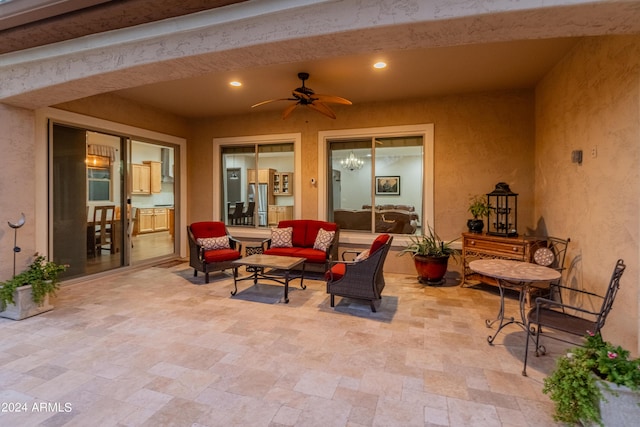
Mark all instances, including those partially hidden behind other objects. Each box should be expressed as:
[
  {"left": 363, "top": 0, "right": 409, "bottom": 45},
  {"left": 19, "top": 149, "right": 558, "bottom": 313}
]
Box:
[{"left": 263, "top": 220, "right": 340, "bottom": 273}]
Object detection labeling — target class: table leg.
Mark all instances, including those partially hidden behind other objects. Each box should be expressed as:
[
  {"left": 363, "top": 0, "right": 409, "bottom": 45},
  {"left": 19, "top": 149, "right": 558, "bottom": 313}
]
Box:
[
  {"left": 283, "top": 270, "right": 290, "bottom": 303},
  {"left": 486, "top": 279, "right": 528, "bottom": 344},
  {"left": 300, "top": 263, "right": 306, "bottom": 290},
  {"left": 231, "top": 267, "right": 239, "bottom": 296}
]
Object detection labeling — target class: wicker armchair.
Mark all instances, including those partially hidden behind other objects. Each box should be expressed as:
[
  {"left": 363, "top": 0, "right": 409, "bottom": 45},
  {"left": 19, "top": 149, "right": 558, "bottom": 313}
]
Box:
[
  {"left": 187, "top": 221, "right": 242, "bottom": 284},
  {"left": 325, "top": 234, "right": 393, "bottom": 312}
]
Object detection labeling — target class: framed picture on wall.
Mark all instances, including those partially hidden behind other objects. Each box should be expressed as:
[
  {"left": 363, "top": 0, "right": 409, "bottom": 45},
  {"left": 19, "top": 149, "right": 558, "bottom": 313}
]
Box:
[{"left": 375, "top": 176, "right": 400, "bottom": 195}]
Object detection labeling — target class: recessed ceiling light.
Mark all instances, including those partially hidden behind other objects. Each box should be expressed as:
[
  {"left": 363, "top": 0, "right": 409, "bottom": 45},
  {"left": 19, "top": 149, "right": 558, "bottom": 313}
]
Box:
[
  {"left": 229, "top": 81, "right": 242, "bottom": 87},
  {"left": 373, "top": 62, "right": 387, "bottom": 69}
]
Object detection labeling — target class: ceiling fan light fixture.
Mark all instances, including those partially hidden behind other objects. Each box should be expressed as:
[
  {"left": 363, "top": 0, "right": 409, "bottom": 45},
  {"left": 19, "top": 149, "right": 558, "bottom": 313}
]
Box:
[
  {"left": 373, "top": 61, "right": 387, "bottom": 69},
  {"left": 251, "top": 72, "right": 351, "bottom": 119},
  {"left": 229, "top": 81, "right": 242, "bottom": 87}
]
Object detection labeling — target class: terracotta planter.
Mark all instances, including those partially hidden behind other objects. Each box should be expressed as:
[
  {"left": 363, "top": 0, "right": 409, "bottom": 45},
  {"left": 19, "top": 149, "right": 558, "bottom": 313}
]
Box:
[
  {"left": 413, "top": 254, "right": 450, "bottom": 285},
  {"left": 0, "top": 284, "right": 53, "bottom": 320}
]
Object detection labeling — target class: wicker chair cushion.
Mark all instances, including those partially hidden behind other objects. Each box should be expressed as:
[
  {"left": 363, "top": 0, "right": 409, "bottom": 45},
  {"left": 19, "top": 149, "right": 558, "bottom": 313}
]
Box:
[
  {"left": 370, "top": 234, "right": 390, "bottom": 254},
  {"left": 190, "top": 221, "right": 227, "bottom": 239},
  {"left": 197, "top": 236, "right": 230, "bottom": 250},
  {"left": 271, "top": 227, "right": 293, "bottom": 248},
  {"left": 325, "top": 263, "right": 346, "bottom": 281},
  {"left": 313, "top": 228, "right": 335, "bottom": 252},
  {"left": 202, "top": 248, "right": 241, "bottom": 263}
]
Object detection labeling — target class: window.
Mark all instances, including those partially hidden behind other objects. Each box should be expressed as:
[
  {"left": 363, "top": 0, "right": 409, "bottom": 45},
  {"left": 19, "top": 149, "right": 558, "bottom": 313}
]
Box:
[
  {"left": 321, "top": 124, "right": 434, "bottom": 237},
  {"left": 87, "top": 166, "right": 111, "bottom": 201},
  {"left": 215, "top": 134, "right": 300, "bottom": 228}
]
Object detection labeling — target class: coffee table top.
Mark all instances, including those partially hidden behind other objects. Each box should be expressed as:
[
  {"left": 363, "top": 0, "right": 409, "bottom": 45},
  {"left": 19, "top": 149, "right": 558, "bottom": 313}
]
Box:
[{"left": 233, "top": 254, "right": 305, "bottom": 270}]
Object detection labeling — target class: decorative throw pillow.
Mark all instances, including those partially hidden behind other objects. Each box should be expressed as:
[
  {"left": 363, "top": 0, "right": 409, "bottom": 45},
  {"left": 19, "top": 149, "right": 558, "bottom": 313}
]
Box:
[
  {"left": 354, "top": 249, "right": 370, "bottom": 262},
  {"left": 197, "top": 236, "right": 230, "bottom": 250},
  {"left": 313, "top": 228, "right": 335, "bottom": 252},
  {"left": 271, "top": 227, "right": 293, "bottom": 248}
]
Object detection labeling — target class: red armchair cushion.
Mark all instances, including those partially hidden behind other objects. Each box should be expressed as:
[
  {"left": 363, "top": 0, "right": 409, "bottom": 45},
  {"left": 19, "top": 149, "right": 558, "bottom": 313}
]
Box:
[
  {"left": 325, "top": 263, "right": 346, "bottom": 281},
  {"left": 370, "top": 234, "right": 390, "bottom": 254},
  {"left": 191, "top": 221, "right": 227, "bottom": 239},
  {"left": 203, "top": 248, "right": 241, "bottom": 263}
]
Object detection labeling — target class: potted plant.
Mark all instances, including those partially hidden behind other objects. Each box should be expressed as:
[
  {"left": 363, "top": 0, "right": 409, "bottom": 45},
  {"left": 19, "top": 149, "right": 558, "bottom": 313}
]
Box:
[
  {"left": 0, "top": 253, "right": 68, "bottom": 320},
  {"left": 399, "top": 224, "right": 459, "bottom": 285},
  {"left": 467, "top": 194, "right": 490, "bottom": 233},
  {"left": 543, "top": 331, "right": 640, "bottom": 426}
]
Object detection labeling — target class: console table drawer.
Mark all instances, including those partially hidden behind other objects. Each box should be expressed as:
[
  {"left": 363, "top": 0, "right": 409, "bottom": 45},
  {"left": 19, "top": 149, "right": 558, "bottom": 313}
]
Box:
[{"left": 464, "top": 237, "right": 525, "bottom": 259}]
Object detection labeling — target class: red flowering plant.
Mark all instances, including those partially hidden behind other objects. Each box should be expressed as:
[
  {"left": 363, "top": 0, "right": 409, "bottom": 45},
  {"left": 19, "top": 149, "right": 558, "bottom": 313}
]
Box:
[{"left": 543, "top": 330, "right": 640, "bottom": 425}]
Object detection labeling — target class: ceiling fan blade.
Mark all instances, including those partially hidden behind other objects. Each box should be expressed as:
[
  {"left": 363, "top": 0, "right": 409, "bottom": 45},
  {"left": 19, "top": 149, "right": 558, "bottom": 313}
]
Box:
[
  {"left": 251, "top": 98, "right": 294, "bottom": 108},
  {"left": 314, "top": 94, "right": 352, "bottom": 105},
  {"left": 281, "top": 103, "right": 298, "bottom": 119},
  {"left": 307, "top": 102, "right": 336, "bottom": 119}
]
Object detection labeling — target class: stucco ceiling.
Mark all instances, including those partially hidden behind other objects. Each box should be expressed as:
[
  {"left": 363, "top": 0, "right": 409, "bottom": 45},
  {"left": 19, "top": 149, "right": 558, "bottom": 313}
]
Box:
[
  {"left": 110, "top": 38, "right": 579, "bottom": 118},
  {"left": 0, "top": 0, "right": 629, "bottom": 119}
]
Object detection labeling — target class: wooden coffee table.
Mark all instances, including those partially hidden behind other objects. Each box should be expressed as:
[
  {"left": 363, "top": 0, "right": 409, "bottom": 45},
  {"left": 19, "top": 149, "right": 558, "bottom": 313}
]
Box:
[{"left": 231, "top": 254, "right": 306, "bottom": 303}]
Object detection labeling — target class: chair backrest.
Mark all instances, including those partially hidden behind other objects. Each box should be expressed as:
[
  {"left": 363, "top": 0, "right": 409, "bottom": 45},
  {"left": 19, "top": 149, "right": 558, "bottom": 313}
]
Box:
[
  {"left": 93, "top": 205, "right": 115, "bottom": 224},
  {"left": 190, "top": 221, "right": 228, "bottom": 239},
  {"left": 370, "top": 234, "right": 390, "bottom": 254},
  {"left": 244, "top": 201, "right": 255, "bottom": 215},
  {"left": 530, "top": 236, "right": 570, "bottom": 271},
  {"left": 232, "top": 202, "right": 244, "bottom": 221},
  {"left": 595, "top": 259, "right": 626, "bottom": 331}
]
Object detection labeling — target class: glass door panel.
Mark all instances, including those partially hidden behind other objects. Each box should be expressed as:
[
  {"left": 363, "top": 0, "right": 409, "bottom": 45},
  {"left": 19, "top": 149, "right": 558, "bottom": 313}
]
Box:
[
  {"left": 130, "top": 140, "right": 177, "bottom": 263},
  {"left": 51, "top": 124, "right": 125, "bottom": 278}
]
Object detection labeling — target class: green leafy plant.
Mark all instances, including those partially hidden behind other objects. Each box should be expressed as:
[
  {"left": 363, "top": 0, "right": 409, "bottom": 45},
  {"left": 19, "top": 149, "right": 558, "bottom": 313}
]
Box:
[
  {"left": 468, "top": 194, "right": 490, "bottom": 219},
  {"left": 543, "top": 331, "right": 640, "bottom": 425},
  {"left": 0, "top": 253, "right": 68, "bottom": 309},
  {"left": 399, "top": 224, "right": 458, "bottom": 258}
]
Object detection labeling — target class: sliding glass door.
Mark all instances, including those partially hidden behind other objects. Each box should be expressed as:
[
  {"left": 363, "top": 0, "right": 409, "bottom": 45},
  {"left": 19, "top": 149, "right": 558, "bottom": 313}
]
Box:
[{"left": 51, "top": 123, "right": 126, "bottom": 278}]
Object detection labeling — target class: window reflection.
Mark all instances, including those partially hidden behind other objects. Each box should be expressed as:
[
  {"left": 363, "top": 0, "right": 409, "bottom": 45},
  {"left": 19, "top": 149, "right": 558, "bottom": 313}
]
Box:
[{"left": 329, "top": 136, "right": 423, "bottom": 235}]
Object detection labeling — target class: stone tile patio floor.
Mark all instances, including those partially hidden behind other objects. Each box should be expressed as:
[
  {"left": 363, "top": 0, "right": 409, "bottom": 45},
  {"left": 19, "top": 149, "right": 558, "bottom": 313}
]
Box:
[{"left": 0, "top": 262, "right": 569, "bottom": 426}]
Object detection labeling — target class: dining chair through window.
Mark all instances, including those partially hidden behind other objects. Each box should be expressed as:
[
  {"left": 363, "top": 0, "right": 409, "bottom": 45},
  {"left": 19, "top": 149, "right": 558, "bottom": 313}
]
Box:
[
  {"left": 93, "top": 205, "right": 115, "bottom": 255},
  {"left": 230, "top": 201, "right": 244, "bottom": 225},
  {"left": 242, "top": 201, "right": 256, "bottom": 225}
]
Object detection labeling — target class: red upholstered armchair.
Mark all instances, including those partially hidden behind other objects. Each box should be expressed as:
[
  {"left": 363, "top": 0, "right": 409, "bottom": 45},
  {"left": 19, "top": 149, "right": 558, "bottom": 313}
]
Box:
[
  {"left": 326, "top": 234, "right": 393, "bottom": 312},
  {"left": 187, "top": 222, "right": 242, "bottom": 283}
]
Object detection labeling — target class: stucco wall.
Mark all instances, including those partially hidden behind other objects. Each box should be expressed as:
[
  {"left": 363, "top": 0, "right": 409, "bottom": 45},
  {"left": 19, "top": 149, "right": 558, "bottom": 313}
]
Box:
[
  {"left": 535, "top": 35, "right": 640, "bottom": 352},
  {"left": 189, "top": 89, "right": 536, "bottom": 242},
  {"left": 0, "top": 104, "right": 37, "bottom": 279}
]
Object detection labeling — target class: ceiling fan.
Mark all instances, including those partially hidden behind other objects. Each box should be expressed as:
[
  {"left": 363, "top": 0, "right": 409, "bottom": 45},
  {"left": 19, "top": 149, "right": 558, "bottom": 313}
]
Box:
[{"left": 251, "top": 72, "right": 352, "bottom": 119}]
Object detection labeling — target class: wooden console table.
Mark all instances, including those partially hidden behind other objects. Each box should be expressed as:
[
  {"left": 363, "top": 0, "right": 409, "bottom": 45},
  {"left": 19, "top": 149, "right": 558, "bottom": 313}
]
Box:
[{"left": 462, "top": 233, "right": 543, "bottom": 287}]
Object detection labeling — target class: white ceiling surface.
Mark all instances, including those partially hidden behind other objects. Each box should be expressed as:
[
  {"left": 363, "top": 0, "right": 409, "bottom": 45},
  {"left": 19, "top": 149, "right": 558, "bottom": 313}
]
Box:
[{"left": 112, "top": 38, "right": 578, "bottom": 118}]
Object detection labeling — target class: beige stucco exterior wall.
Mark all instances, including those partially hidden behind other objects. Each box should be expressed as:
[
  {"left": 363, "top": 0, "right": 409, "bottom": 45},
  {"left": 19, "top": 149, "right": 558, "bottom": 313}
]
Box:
[
  {"left": 535, "top": 35, "right": 640, "bottom": 352},
  {"left": 189, "top": 90, "right": 535, "bottom": 242},
  {"left": 0, "top": 104, "right": 37, "bottom": 278}
]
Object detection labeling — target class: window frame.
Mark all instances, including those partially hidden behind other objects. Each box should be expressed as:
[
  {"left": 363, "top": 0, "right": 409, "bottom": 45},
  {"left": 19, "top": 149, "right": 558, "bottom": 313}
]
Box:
[
  {"left": 213, "top": 133, "right": 302, "bottom": 238},
  {"left": 318, "top": 124, "right": 434, "bottom": 246}
]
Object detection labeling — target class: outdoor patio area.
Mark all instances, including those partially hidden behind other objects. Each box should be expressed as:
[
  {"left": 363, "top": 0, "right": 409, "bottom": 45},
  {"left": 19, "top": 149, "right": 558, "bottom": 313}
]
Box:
[{"left": 0, "top": 262, "right": 569, "bottom": 426}]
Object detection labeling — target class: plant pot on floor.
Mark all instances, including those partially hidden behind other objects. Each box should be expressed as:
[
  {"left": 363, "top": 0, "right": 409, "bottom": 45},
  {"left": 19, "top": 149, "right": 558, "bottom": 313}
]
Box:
[
  {"left": 0, "top": 284, "right": 53, "bottom": 320},
  {"left": 414, "top": 254, "right": 450, "bottom": 285},
  {"left": 585, "top": 377, "right": 640, "bottom": 427}
]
